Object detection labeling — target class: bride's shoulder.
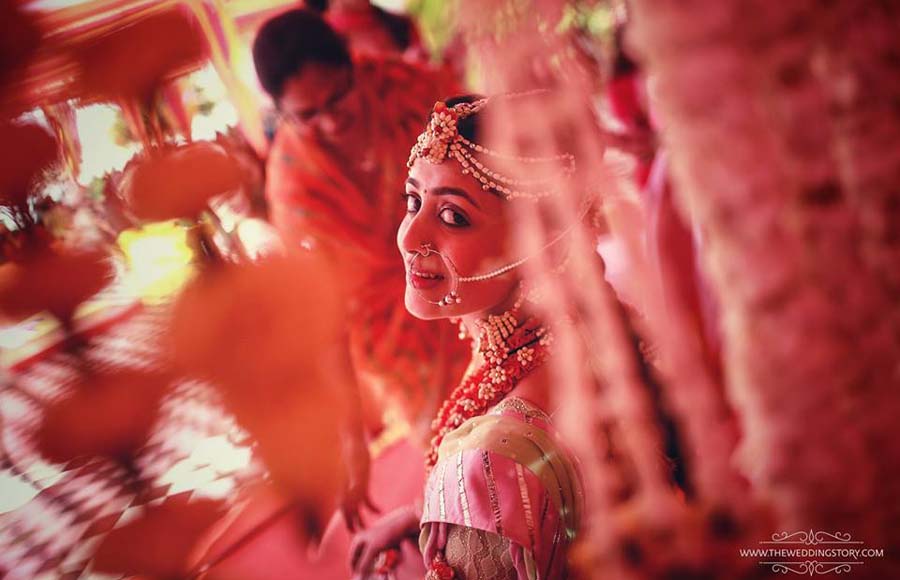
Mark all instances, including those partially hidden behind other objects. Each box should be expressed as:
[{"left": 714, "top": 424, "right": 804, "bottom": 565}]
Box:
[
  {"left": 427, "top": 397, "right": 583, "bottom": 538},
  {"left": 437, "top": 396, "right": 558, "bottom": 461},
  {"left": 489, "top": 396, "right": 554, "bottom": 427}
]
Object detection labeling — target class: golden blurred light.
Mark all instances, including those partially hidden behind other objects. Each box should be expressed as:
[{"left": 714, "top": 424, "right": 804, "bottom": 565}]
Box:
[{"left": 117, "top": 221, "right": 196, "bottom": 303}]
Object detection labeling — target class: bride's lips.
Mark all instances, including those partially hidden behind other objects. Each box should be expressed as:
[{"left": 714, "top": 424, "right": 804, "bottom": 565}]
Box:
[{"left": 408, "top": 268, "right": 445, "bottom": 290}]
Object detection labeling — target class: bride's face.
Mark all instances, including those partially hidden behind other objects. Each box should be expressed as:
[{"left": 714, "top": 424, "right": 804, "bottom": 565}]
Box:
[{"left": 397, "top": 159, "right": 520, "bottom": 320}]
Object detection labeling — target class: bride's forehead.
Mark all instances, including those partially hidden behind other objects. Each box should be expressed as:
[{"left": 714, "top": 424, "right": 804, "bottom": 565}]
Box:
[{"left": 408, "top": 159, "right": 476, "bottom": 191}]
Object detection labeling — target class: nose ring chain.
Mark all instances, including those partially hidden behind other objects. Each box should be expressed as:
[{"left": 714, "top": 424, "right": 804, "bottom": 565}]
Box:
[{"left": 411, "top": 244, "right": 461, "bottom": 306}]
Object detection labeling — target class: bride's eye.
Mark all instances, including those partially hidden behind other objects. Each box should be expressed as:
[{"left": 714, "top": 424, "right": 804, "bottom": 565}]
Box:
[
  {"left": 404, "top": 193, "right": 421, "bottom": 214},
  {"left": 439, "top": 207, "right": 470, "bottom": 227}
]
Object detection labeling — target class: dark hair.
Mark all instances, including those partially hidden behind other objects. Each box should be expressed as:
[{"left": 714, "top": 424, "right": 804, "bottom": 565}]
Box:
[
  {"left": 612, "top": 24, "right": 638, "bottom": 77},
  {"left": 442, "top": 94, "right": 485, "bottom": 142},
  {"left": 305, "top": 0, "right": 328, "bottom": 13},
  {"left": 371, "top": 6, "right": 415, "bottom": 50},
  {"left": 438, "top": 93, "right": 578, "bottom": 160},
  {"left": 252, "top": 9, "right": 351, "bottom": 100}
]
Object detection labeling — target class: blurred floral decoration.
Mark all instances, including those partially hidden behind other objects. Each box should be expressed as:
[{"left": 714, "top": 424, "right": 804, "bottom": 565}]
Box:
[
  {"left": 110, "top": 81, "right": 217, "bottom": 148},
  {"left": 70, "top": 7, "right": 207, "bottom": 148},
  {"left": 0, "top": 1, "right": 42, "bottom": 108},
  {"left": 0, "top": 2, "right": 348, "bottom": 578},
  {"left": 91, "top": 496, "right": 227, "bottom": 578},
  {"left": 1, "top": 0, "right": 897, "bottom": 578},
  {"left": 119, "top": 140, "right": 247, "bottom": 260},
  {"left": 457, "top": 1, "right": 900, "bottom": 579},
  {"left": 168, "top": 251, "right": 351, "bottom": 538},
  {"left": 36, "top": 369, "right": 173, "bottom": 468},
  {"left": 408, "top": 0, "right": 615, "bottom": 89}
]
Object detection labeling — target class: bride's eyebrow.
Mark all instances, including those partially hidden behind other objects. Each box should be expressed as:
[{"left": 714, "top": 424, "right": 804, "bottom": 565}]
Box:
[
  {"left": 430, "top": 186, "right": 480, "bottom": 209},
  {"left": 404, "top": 178, "right": 480, "bottom": 209}
]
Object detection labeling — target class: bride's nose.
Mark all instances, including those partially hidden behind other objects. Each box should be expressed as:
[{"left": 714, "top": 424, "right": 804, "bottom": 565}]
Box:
[{"left": 397, "top": 206, "right": 431, "bottom": 258}]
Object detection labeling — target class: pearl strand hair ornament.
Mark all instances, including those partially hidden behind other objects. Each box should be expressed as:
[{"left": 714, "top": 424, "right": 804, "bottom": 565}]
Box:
[{"left": 407, "top": 95, "right": 576, "bottom": 201}]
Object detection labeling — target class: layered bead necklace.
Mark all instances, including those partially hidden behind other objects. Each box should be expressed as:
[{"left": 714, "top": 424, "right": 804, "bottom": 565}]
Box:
[{"left": 425, "top": 297, "right": 553, "bottom": 469}]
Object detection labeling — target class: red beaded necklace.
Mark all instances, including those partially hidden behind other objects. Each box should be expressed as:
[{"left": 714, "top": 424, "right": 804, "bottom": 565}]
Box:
[{"left": 425, "top": 307, "right": 552, "bottom": 469}]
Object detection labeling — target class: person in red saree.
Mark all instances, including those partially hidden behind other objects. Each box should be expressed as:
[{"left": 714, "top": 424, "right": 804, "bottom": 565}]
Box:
[
  {"left": 348, "top": 94, "right": 592, "bottom": 579},
  {"left": 320, "top": 0, "right": 428, "bottom": 63},
  {"left": 252, "top": 10, "right": 466, "bottom": 461}
]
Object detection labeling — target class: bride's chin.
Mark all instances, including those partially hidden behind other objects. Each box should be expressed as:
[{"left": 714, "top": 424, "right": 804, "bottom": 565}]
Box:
[{"left": 403, "top": 289, "right": 445, "bottom": 320}]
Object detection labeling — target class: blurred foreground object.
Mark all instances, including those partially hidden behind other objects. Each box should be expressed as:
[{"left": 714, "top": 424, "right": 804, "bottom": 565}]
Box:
[
  {"left": 0, "top": 247, "right": 112, "bottom": 328},
  {"left": 121, "top": 141, "right": 246, "bottom": 224},
  {"left": 170, "top": 251, "right": 352, "bottom": 536},
  {"left": 36, "top": 369, "right": 172, "bottom": 465},
  {"left": 626, "top": 1, "right": 900, "bottom": 576},
  {"left": 1, "top": 2, "right": 358, "bottom": 579},
  {"left": 460, "top": 0, "right": 900, "bottom": 578}
]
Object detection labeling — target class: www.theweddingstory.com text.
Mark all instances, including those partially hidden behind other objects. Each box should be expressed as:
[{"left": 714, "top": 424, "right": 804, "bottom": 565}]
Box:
[
  {"left": 738, "top": 530, "right": 885, "bottom": 575},
  {"left": 739, "top": 548, "right": 883, "bottom": 558}
]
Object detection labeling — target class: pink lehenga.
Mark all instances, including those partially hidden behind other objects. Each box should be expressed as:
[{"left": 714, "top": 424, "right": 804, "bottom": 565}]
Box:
[{"left": 419, "top": 396, "right": 584, "bottom": 579}]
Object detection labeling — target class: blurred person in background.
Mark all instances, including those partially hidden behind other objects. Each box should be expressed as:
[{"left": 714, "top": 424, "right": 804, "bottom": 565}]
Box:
[
  {"left": 252, "top": 7, "right": 467, "bottom": 530},
  {"left": 306, "top": 0, "right": 428, "bottom": 62}
]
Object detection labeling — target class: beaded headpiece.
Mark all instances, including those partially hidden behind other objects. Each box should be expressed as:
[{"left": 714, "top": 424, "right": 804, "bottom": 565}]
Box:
[{"left": 407, "top": 97, "right": 576, "bottom": 200}]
